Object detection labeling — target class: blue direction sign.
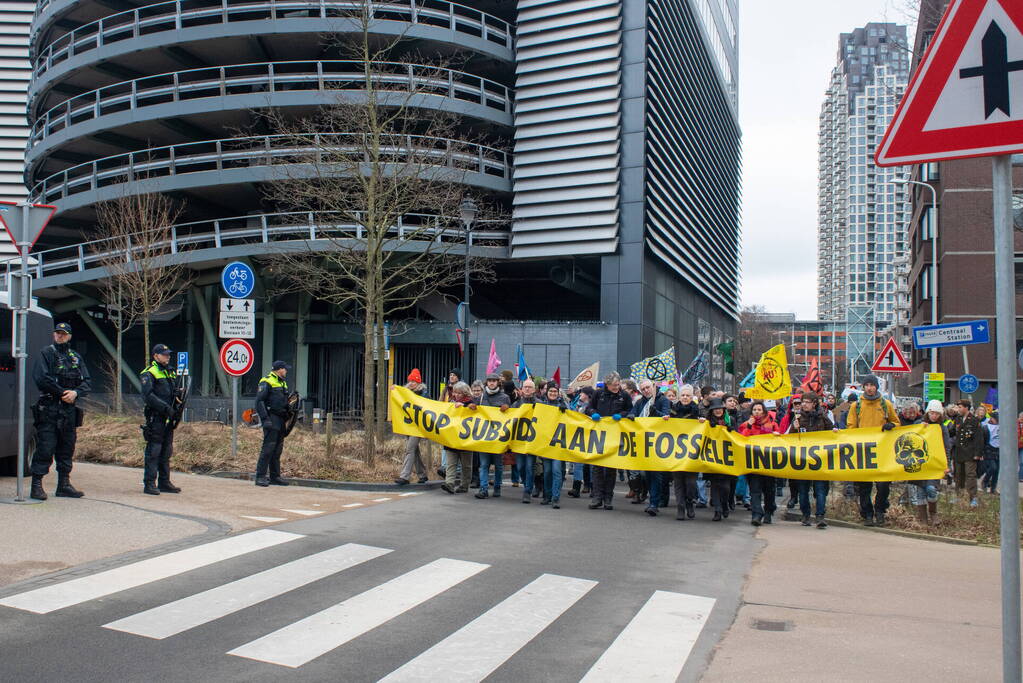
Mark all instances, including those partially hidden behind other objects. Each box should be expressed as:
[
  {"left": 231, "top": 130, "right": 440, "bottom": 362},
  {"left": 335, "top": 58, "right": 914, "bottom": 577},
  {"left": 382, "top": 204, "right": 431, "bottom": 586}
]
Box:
[
  {"left": 912, "top": 320, "right": 990, "bottom": 349},
  {"left": 221, "top": 261, "right": 255, "bottom": 299},
  {"left": 958, "top": 373, "right": 979, "bottom": 394}
]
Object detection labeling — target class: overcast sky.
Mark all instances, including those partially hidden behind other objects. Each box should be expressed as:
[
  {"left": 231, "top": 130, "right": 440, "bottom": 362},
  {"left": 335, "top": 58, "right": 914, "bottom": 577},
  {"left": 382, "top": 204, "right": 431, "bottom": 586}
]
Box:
[{"left": 738, "top": 0, "right": 915, "bottom": 319}]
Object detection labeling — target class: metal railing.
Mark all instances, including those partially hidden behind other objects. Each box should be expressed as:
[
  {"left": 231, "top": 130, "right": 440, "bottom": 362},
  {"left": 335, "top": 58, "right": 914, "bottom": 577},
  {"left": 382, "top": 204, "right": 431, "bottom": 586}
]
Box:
[
  {"left": 32, "top": 0, "right": 512, "bottom": 83},
  {"left": 2, "top": 210, "right": 510, "bottom": 281},
  {"left": 28, "top": 133, "right": 511, "bottom": 206},
  {"left": 29, "top": 60, "right": 512, "bottom": 151}
]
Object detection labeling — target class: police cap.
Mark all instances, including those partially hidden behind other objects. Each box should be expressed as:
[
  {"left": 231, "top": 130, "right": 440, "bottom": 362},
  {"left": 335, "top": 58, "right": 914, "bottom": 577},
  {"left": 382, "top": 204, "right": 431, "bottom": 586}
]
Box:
[
  {"left": 272, "top": 360, "right": 291, "bottom": 371},
  {"left": 54, "top": 322, "right": 72, "bottom": 334},
  {"left": 152, "top": 344, "right": 173, "bottom": 355}
]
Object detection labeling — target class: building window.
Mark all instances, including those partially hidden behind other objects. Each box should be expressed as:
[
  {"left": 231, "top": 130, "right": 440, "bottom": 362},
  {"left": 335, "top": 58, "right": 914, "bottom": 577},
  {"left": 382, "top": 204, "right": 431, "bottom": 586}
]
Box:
[{"left": 921, "top": 206, "right": 934, "bottom": 240}]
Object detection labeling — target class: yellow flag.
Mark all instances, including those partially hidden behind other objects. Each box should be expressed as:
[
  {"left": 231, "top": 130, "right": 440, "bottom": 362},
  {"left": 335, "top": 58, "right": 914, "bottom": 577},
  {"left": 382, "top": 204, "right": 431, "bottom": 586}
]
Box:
[{"left": 746, "top": 344, "right": 792, "bottom": 400}]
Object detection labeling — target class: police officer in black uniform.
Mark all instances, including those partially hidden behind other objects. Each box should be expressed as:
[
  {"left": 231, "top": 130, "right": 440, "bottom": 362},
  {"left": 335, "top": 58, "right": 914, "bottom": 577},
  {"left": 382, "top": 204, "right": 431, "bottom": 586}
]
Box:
[
  {"left": 30, "top": 322, "right": 91, "bottom": 500},
  {"left": 254, "top": 360, "right": 291, "bottom": 487},
  {"left": 140, "top": 343, "right": 182, "bottom": 496}
]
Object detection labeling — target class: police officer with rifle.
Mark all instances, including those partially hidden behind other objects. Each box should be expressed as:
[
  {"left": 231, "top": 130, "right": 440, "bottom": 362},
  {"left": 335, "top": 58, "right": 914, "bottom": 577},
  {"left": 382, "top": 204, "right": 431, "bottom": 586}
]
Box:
[
  {"left": 30, "top": 322, "right": 91, "bottom": 500},
  {"left": 254, "top": 360, "right": 296, "bottom": 487},
  {"left": 140, "top": 344, "right": 187, "bottom": 495}
]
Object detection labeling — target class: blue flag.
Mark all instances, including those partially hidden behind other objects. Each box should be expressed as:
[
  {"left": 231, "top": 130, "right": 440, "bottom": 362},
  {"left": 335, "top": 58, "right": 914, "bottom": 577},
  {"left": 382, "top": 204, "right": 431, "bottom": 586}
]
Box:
[
  {"left": 516, "top": 344, "right": 532, "bottom": 382},
  {"left": 739, "top": 368, "right": 756, "bottom": 389}
]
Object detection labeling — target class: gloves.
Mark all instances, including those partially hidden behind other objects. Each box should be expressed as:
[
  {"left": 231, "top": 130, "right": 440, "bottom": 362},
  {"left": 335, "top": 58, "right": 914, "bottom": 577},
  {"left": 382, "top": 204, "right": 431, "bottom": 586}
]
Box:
[
  {"left": 559, "top": 405, "right": 567, "bottom": 413},
  {"left": 882, "top": 422, "right": 895, "bottom": 431},
  {"left": 591, "top": 413, "right": 601, "bottom": 421},
  {"left": 612, "top": 413, "right": 622, "bottom": 421}
]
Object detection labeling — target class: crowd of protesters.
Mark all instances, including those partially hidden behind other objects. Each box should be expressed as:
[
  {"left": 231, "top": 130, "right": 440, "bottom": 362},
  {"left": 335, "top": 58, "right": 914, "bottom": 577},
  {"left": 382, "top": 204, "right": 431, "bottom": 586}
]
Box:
[{"left": 396, "top": 367, "right": 1013, "bottom": 529}]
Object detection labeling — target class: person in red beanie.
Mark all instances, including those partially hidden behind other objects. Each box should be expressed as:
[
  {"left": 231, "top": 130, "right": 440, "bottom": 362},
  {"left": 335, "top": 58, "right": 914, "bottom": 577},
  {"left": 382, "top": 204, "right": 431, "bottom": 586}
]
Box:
[{"left": 395, "top": 369, "right": 429, "bottom": 485}]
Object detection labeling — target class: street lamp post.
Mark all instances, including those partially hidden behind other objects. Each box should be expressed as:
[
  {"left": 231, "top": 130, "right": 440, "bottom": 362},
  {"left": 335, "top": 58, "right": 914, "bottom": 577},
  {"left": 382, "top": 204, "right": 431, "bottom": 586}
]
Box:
[
  {"left": 894, "top": 176, "right": 939, "bottom": 373},
  {"left": 459, "top": 197, "right": 478, "bottom": 382}
]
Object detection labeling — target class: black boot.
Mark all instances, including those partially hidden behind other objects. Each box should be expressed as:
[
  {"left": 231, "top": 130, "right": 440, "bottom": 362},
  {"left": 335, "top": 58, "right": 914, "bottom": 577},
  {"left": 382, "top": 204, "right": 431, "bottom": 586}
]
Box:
[
  {"left": 55, "top": 476, "right": 84, "bottom": 498},
  {"left": 676, "top": 505, "right": 685, "bottom": 521},
  {"left": 269, "top": 477, "right": 290, "bottom": 486},
  {"left": 686, "top": 502, "right": 696, "bottom": 519},
  {"left": 158, "top": 481, "right": 181, "bottom": 493},
  {"left": 567, "top": 480, "right": 582, "bottom": 498},
  {"left": 144, "top": 481, "right": 161, "bottom": 495},
  {"left": 589, "top": 498, "right": 603, "bottom": 509},
  {"left": 255, "top": 476, "right": 270, "bottom": 487},
  {"left": 30, "top": 475, "right": 47, "bottom": 501}
]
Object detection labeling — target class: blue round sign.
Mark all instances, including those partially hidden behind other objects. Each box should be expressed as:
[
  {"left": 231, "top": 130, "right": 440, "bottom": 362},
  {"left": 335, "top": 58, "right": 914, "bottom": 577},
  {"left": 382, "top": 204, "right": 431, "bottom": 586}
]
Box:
[
  {"left": 221, "top": 261, "right": 254, "bottom": 298},
  {"left": 958, "top": 373, "right": 979, "bottom": 394}
]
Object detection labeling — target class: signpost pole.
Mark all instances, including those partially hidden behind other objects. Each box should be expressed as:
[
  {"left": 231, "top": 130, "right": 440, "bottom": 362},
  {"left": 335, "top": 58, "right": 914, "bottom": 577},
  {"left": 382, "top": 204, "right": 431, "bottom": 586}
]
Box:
[
  {"left": 992, "top": 154, "right": 1020, "bottom": 683},
  {"left": 231, "top": 375, "right": 239, "bottom": 462},
  {"left": 962, "top": 346, "right": 969, "bottom": 376},
  {"left": 14, "top": 205, "right": 29, "bottom": 502}
]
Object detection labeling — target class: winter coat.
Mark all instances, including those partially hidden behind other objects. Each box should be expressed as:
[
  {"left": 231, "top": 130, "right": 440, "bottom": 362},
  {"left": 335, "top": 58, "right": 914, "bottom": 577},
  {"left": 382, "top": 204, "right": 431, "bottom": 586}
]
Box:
[
  {"left": 738, "top": 415, "right": 778, "bottom": 436},
  {"left": 788, "top": 409, "right": 834, "bottom": 434},
  {"left": 476, "top": 387, "right": 511, "bottom": 409},
  {"left": 671, "top": 401, "right": 701, "bottom": 419},
  {"left": 588, "top": 388, "right": 633, "bottom": 418},
  {"left": 923, "top": 416, "right": 952, "bottom": 457},
  {"left": 950, "top": 414, "right": 985, "bottom": 462},
  {"left": 629, "top": 393, "right": 671, "bottom": 418},
  {"left": 512, "top": 394, "right": 537, "bottom": 409},
  {"left": 846, "top": 394, "right": 896, "bottom": 429}
]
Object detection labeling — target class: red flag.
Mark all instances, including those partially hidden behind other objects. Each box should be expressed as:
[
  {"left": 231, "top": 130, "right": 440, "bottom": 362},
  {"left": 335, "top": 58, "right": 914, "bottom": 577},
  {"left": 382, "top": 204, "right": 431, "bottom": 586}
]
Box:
[
  {"left": 552, "top": 366, "right": 561, "bottom": 387},
  {"left": 799, "top": 359, "right": 823, "bottom": 395}
]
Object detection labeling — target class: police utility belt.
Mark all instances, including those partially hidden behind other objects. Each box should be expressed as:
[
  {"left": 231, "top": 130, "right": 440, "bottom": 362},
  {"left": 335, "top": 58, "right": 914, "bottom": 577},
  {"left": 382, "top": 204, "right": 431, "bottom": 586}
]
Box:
[{"left": 34, "top": 393, "right": 85, "bottom": 427}]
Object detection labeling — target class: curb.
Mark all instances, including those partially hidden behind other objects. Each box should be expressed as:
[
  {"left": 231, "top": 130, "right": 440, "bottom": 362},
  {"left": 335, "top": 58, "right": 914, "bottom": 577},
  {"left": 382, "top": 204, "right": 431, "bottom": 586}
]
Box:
[
  {"left": 208, "top": 470, "right": 444, "bottom": 492},
  {"left": 781, "top": 511, "right": 980, "bottom": 546}
]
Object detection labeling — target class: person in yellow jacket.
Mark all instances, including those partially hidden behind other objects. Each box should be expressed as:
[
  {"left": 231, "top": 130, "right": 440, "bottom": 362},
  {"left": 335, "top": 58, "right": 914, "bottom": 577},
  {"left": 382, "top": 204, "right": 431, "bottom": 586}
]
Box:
[{"left": 846, "top": 374, "right": 897, "bottom": 526}]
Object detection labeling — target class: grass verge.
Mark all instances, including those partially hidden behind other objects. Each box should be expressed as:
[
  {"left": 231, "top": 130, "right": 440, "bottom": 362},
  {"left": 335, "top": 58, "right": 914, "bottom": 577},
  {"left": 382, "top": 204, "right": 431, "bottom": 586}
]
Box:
[
  {"left": 823, "top": 482, "right": 1021, "bottom": 546},
  {"left": 74, "top": 414, "right": 437, "bottom": 483}
]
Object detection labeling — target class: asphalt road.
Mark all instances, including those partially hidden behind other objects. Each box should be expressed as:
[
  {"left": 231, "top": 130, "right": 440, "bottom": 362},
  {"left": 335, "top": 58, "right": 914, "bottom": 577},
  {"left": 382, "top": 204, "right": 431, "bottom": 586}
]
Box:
[{"left": 0, "top": 483, "right": 760, "bottom": 682}]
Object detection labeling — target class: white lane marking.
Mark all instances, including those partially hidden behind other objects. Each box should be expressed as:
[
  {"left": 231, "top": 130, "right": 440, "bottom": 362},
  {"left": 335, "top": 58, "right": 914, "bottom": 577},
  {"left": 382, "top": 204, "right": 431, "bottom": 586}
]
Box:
[
  {"left": 104, "top": 544, "right": 391, "bottom": 639},
  {"left": 380, "top": 573, "right": 597, "bottom": 683},
  {"left": 227, "top": 558, "right": 489, "bottom": 668},
  {"left": 579, "top": 590, "right": 716, "bottom": 683},
  {"left": 279, "top": 509, "right": 324, "bottom": 516},
  {"left": 0, "top": 530, "right": 302, "bottom": 614},
  {"left": 398, "top": 492, "right": 422, "bottom": 497},
  {"left": 240, "top": 516, "right": 288, "bottom": 523},
  {"left": 371, "top": 498, "right": 392, "bottom": 503},
  {"left": 342, "top": 503, "right": 365, "bottom": 509}
]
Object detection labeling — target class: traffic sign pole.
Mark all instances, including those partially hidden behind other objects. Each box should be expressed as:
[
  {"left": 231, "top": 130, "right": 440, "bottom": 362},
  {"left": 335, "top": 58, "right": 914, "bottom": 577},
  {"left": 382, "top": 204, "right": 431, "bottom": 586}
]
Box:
[
  {"left": 993, "top": 153, "right": 1020, "bottom": 683},
  {"left": 232, "top": 375, "right": 239, "bottom": 462}
]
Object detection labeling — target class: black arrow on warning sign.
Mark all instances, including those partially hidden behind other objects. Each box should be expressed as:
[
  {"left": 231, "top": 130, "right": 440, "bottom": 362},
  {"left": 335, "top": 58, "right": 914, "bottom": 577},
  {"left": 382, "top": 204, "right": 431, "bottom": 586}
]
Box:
[
  {"left": 960, "top": 21, "right": 1023, "bottom": 118},
  {"left": 243, "top": 301, "right": 251, "bottom": 312},
  {"left": 226, "top": 300, "right": 234, "bottom": 311}
]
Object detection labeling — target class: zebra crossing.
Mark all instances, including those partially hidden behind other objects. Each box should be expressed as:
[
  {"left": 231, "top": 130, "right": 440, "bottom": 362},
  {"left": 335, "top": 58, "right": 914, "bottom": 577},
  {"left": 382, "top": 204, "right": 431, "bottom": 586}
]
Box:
[{"left": 0, "top": 530, "right": 718, "bottom": 681}]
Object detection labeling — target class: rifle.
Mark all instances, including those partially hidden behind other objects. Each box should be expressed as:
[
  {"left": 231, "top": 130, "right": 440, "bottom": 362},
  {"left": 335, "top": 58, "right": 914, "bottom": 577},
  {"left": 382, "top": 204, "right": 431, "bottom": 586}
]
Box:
[
  {"left": 167, "top": 374, "right": 192, "bottom": 430},
  {"left": 283, "top": 391, "right": 302, "bottom": 436}
]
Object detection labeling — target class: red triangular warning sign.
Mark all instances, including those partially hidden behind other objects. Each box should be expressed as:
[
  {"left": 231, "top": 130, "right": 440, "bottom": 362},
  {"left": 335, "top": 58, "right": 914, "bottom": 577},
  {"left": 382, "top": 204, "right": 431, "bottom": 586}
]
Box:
[
  {"left": 0, "top": 201, "right": 57, "bottom": 255},
  {"left": 875, "top": 0, "right": 1023, "bottom": 166},
  {"left": 871, "top": 338, "right": 912, "bottom": 374}
]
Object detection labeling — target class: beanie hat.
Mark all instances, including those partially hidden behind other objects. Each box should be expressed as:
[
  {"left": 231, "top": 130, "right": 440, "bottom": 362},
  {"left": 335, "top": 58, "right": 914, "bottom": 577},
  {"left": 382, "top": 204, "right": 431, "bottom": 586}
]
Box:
[
  {"left": 860, "top": 374, "right": 880, "bottom": 388},
  {"left": 926, "top": 399, "right": 944, "bottom": 414},
  {"left": 407, "top": 368, "right": 423, "bottom": 384}
]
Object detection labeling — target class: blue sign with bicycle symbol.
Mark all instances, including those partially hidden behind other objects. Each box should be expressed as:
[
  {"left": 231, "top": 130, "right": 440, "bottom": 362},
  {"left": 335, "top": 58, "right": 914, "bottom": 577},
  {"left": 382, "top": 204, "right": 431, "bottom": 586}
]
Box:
[{"left": 221, "top": 261, "right": 255, "bottom": 298}]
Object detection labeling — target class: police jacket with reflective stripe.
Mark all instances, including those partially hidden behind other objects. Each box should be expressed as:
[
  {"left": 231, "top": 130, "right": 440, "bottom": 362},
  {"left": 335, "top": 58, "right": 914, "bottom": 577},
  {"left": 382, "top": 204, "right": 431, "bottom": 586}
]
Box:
[
  {"left": 255, "top": 372, "right": 289, "bottom": 420},
  {"left": 141, "top": 362, "right": 176, "bottom": 415}
]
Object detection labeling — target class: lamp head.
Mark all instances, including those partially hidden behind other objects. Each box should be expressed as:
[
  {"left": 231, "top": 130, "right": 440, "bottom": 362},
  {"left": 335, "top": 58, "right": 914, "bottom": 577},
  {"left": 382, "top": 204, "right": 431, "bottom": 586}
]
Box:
[{"left": 459, "top": 197, "right": 478, "bottom": 227}]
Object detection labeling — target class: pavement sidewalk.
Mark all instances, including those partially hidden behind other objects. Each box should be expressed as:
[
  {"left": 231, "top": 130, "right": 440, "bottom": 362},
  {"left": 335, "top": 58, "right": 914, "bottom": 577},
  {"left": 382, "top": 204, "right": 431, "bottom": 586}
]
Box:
[
  {"left": 0, "top": 462, "right": 422, "bottom": 588},
  {"left": 703, "top": 521, "right": 1014, "bottom": 682}
]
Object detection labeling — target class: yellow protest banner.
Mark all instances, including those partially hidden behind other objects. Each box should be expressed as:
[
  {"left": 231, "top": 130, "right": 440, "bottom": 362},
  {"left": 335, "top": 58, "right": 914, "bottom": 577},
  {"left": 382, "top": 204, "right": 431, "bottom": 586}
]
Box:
[
  {"left": 746, "top": 344, "right": 792, "bottom": 400},
  {"left": 390, "top": 387, "right": 948, "bottom": 482}
]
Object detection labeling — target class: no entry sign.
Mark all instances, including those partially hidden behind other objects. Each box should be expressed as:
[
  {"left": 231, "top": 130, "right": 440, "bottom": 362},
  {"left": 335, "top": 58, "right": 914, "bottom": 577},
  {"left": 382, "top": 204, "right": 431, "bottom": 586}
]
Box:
[{"left": 220, "top": 338, "right": 254, "bottom": 377}]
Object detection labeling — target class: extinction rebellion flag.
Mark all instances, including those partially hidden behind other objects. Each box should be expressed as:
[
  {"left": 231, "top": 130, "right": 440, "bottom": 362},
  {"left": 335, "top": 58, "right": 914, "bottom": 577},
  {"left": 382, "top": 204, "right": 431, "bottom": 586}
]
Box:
[
  {"left": 631, "top": 347, "right": 678, "bottom": 383},
  {"left": 746, "top": 344, "right": 792, "bottom": 400}
]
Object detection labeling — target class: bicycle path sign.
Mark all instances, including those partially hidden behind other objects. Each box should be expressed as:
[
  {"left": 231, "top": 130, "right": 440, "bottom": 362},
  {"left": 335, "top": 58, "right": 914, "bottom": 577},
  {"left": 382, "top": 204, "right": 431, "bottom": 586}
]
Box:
[{"left": 221, "top": 261, "right": 255, "bottom": 298}]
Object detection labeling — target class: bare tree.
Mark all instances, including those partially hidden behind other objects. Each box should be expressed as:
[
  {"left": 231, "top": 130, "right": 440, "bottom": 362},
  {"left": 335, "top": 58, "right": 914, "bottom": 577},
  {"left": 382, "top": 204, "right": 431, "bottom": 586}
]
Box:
[
  {"left": 253, "top": 2, "right": 502, "bottom": 461},
  {"left": 94, "top": 190, "right": 191, "bottom": 411},
  {"left": 734, "top": 306, "right": 777, "bottom": 384}
]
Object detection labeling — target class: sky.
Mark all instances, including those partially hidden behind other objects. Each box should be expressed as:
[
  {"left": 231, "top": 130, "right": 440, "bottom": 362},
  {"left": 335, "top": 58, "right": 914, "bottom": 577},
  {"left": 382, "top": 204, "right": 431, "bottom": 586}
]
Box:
[{"left": 738, "top": 0, "right": 916, "bottom": 319}]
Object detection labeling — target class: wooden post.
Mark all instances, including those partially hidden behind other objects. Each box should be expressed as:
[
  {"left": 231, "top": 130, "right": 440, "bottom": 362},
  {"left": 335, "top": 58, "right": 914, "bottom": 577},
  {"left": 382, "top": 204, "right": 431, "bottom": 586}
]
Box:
[{"left": 325, "top": 412, "right": 334, "bottom": 460}]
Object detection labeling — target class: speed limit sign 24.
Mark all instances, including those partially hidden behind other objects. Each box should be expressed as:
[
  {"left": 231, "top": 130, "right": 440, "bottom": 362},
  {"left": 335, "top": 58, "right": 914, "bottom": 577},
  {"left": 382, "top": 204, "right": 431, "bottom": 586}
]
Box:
[{"left": 220, "top": 339, "right": 254, "bottom": 377}]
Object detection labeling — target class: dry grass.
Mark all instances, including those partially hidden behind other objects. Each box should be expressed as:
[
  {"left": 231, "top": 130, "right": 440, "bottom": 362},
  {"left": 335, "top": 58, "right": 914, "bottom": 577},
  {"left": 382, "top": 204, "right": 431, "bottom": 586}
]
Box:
[
  {"left": 824, "top": 482, "right": 1022, "bottom": 546},
  {"left": 74, "top": 414, "right": 437, "bottom": 482}
]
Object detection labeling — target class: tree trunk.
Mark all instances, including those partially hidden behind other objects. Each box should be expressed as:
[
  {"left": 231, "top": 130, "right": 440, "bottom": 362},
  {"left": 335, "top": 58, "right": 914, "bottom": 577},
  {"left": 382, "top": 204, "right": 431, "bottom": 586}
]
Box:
[
  {"left": 115, "top": 325, "right": 124, "bottom": 414},
  {"left": 143, "top": 315, "right": 151, "bottom": 368},
  {"left": 374, "top": 298, "right": 388, "bottom": 443},
  {"left": 361, "top": 310, "right": 376, "bottom": 466}
]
